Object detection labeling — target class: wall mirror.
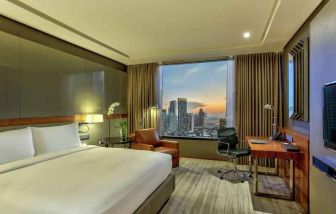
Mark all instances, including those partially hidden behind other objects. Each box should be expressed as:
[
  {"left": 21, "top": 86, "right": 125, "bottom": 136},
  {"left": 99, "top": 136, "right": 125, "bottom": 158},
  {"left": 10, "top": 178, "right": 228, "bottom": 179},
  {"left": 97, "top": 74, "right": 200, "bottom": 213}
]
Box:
[{"left": 288, "top": 37, "right": 309, "bottom": 121}]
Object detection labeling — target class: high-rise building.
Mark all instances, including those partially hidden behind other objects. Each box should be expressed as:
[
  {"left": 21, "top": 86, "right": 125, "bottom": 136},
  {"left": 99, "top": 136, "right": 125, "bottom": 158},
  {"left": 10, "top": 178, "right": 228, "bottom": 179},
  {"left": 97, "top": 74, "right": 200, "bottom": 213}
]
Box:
[
  {"left": 187, "top": 113, "right": 195, "bottom": 132},
  {"left": 195, "top": 108, "right": 206, "bottom": 127},
  {"left": 167, "top": 100, "right": 178, "bottom": 135},
  {"left": 168, "top": 101, "right": 176, "bottom": 114},
  {"left": 160, "top": 109, "right": 169, "bottom": 135},
  {"left": 178, "top": 98, "right": 188, "bottom": 132}
]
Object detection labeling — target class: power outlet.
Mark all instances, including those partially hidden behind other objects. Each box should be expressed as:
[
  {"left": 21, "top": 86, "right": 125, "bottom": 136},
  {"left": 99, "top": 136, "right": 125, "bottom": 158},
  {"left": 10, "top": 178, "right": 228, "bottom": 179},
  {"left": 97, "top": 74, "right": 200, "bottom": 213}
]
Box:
[{"left": 80, "top": 134, "right": 90, "bottom": 141}]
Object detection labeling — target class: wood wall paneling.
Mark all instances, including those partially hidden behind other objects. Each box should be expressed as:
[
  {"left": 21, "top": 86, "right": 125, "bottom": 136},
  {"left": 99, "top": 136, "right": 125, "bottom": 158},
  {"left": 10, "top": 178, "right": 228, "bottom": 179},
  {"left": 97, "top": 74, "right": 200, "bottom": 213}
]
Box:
[{"left": 0, "top": 114, "right": 127, "bottom": 128}]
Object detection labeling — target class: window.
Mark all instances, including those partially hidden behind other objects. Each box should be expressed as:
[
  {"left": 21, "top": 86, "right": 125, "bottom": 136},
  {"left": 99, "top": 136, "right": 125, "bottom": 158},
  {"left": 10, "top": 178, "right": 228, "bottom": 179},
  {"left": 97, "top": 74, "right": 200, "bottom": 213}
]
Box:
[
  {"left": 288, "top": 55, "right": 294, "bottom": 117},
  {"left": 160, "top": 60, "right": 235, "bottom": 139}
]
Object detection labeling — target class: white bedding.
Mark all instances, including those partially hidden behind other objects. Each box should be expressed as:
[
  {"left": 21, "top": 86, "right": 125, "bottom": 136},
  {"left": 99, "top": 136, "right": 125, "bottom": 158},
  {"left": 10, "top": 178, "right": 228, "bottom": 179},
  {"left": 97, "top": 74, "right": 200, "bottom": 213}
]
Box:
[{"left": 0, "top": 145, "right": 172, "bottom": 214}]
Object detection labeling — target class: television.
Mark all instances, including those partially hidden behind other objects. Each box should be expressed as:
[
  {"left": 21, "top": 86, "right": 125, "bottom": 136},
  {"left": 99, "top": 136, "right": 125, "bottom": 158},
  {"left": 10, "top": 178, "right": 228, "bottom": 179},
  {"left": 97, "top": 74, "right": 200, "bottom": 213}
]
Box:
[{"left": 323, "top": 82, "right": 336, "bottom": 151}]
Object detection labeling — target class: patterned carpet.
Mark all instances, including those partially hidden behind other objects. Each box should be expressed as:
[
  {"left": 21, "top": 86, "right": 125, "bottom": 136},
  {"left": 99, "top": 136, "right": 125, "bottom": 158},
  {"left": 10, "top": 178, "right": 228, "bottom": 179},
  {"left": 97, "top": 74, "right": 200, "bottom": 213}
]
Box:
[{"left": 160, "top": 158, "right": 261, "bottom": 214}]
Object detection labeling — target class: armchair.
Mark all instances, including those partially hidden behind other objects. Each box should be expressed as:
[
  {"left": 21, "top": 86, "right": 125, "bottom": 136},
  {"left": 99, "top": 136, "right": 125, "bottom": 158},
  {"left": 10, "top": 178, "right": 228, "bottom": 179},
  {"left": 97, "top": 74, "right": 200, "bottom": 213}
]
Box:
[{"left": 131, "top": 128, "right": 180, "bottom": 167}]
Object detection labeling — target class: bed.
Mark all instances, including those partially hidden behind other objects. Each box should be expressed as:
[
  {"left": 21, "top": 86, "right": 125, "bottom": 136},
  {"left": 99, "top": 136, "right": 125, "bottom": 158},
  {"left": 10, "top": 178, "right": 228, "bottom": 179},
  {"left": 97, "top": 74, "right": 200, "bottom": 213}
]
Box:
[{"left": 0, "top": 145, "right": 174, "bottom": 214}]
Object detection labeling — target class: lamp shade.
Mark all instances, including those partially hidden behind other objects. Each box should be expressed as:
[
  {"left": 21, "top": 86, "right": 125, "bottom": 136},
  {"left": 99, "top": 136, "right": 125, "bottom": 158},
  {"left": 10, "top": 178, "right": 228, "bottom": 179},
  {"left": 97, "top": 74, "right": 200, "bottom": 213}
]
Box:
[
  {"left": 264, "top": 104, "right": 273, "bottom": 110},
  {"left": 85, "top": 114, "right": 104, "bottom": 123}
]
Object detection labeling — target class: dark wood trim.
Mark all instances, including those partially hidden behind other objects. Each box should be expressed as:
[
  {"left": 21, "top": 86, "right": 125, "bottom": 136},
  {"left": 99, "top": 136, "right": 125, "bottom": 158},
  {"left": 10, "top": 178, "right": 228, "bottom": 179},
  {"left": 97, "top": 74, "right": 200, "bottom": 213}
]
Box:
[
  {"left": 0, "top": 114, "right": 127, "bottom": 127},
  {"left": 0, "top": 14, "right": 126, "bottom": 72},
  {"left": 105, "top": 114, "right": 127, "bottom": 120}
]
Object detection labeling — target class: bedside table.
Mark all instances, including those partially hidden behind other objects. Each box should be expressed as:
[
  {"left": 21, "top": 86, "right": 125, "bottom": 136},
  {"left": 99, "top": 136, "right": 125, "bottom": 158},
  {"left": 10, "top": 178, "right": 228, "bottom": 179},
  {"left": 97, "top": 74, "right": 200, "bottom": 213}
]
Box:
[{"left": 98, "top": 137, "right": 133, "bottom": 148}]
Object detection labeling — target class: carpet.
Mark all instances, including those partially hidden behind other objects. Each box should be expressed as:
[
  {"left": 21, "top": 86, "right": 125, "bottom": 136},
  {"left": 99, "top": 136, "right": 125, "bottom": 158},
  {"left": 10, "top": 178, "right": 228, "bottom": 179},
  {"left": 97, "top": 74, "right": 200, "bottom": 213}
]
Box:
[{"left": 160, "top": 158, "right": 261, "bottom": 214}]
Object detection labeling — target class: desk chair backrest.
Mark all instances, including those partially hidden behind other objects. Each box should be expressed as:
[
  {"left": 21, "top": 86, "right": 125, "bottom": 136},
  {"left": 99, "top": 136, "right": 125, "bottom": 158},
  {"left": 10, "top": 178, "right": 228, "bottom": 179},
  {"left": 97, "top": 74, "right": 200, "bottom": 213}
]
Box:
[{"left": 217, "top": 127, "right": 238, "bottom": 150}]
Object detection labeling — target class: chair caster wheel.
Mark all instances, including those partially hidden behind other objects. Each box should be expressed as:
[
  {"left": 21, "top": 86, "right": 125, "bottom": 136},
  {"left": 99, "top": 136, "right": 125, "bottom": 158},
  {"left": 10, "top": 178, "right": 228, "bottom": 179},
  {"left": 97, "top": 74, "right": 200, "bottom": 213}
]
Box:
[
  {"left": 218, "top": 170, "right": 222, "bottom": 173},
  {"left": 241, "top": 180, "right": 244, "bottom": 183},
  {"left": 220, "top": 177, "right": 224, "bottom": 180}
]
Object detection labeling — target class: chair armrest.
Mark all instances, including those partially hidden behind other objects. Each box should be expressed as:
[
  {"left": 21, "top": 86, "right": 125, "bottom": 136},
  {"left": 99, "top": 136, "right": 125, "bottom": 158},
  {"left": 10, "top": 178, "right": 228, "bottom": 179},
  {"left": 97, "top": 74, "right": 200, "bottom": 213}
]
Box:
[
  {"left": 129, "top": 134, "right": 135, "bottom": 141},
  {"left": 217, "top": 141, "right": 230, "bottom": 156},
  {"left": 131, "top": 143, "right": 154, "bottom": 151},
  {"left": 160, "top": 140, "right": 179, "bottom": 150}
]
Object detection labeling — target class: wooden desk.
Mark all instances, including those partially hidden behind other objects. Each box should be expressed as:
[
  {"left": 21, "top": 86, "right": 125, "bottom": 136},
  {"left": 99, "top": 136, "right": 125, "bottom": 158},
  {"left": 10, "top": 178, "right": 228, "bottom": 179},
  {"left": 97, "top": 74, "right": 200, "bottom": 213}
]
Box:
[{"left": 247, "top": 136, "right": 303, "bottom": 200}]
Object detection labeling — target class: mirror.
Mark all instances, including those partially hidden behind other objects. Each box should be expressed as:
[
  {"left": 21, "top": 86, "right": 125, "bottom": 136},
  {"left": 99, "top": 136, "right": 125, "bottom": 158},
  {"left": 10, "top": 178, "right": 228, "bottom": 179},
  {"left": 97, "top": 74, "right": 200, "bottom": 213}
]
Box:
[{"left": 288, "top": 37, "right": 309, "bottom": 121}]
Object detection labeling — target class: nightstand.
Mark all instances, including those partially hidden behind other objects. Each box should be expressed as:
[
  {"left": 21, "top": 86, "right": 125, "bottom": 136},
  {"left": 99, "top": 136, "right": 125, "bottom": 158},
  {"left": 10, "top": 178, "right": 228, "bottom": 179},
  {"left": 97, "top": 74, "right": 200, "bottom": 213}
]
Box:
[{"left": 98, "top": 137, "right": 133, "bottom": 148}]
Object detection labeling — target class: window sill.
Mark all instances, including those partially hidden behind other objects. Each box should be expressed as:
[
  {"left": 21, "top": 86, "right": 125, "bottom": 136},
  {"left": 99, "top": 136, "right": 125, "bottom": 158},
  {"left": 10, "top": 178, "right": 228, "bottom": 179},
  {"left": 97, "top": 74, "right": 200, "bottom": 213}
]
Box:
[{"left": 161, "top": 136, "right": 218, "bottom": 141}]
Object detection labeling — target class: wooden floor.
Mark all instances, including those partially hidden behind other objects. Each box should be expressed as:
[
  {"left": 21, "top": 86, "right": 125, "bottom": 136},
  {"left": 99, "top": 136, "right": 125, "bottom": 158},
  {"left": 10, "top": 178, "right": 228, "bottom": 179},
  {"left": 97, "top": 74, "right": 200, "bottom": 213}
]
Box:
[{"left": 162, "top": 158, "right": 304, "bottom": 214}]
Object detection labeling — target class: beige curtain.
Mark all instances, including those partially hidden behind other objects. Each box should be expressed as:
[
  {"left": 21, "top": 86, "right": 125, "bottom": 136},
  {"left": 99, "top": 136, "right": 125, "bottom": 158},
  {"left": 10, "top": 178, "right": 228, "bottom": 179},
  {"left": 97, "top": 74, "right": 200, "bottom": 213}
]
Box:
[
  {"left": 127, "top": 63, "right": 159, "bottom": 134},
  {"left": 235, "top": 52, "right": 283, "bottom": 166}
]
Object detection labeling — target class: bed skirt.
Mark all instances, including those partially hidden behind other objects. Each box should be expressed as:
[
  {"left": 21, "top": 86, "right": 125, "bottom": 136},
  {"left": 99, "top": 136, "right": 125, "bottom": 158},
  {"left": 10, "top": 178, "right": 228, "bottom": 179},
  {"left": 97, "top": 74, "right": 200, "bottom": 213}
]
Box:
[{"left": 134, "top": 173, "right": 175, "bottom": 214}]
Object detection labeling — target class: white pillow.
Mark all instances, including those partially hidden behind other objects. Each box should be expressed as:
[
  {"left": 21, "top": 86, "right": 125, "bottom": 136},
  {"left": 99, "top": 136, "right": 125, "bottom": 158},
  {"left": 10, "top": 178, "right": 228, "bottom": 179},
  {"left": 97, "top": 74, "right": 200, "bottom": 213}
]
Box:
[
  {"left": 32, "top": 123, "right": 81, "bottom": 155},
  {"left": 0, "top": 127, "right": 35, "bottom": 164}
]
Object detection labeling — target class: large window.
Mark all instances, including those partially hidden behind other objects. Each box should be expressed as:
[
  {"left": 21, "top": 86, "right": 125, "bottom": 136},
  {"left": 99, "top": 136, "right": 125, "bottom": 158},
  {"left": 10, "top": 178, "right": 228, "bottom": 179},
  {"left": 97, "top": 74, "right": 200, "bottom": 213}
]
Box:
[{"left": 160, "top": 60, "right": 235, "bottom": 139}]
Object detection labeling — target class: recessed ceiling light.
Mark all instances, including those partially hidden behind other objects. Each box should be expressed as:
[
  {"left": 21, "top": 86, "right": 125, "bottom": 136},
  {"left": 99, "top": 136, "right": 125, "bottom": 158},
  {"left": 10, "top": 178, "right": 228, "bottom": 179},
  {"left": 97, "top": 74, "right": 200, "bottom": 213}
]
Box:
[{"left": 243, "top": 32, "right": 251, "bottom": 39}]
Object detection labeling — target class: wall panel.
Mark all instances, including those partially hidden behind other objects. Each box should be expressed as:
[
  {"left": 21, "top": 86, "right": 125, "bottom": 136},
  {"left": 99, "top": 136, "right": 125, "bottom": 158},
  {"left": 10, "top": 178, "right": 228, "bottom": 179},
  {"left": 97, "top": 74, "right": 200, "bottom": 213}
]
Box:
[
  {"left": 0, "top": 31, "right": 20, "bottom": 119},
  {"left": 105, "top": 66, "right": 127, "bottom": 114},
  {"left": 21, "top": 39, "right": 86, "bottom": 117},
  {"left": 85, "top": 61, "right": 105, "bottom": 114},
  {"left": 310, "top": 1, "right": 336, "bottom": 213}
]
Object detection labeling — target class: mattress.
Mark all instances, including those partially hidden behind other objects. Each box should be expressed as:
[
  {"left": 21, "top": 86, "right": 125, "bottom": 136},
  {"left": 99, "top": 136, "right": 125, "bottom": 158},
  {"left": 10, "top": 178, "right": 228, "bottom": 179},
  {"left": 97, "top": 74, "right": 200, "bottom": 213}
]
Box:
[{"left": 0, "top": 145, "right": 172, "bottom": 214}]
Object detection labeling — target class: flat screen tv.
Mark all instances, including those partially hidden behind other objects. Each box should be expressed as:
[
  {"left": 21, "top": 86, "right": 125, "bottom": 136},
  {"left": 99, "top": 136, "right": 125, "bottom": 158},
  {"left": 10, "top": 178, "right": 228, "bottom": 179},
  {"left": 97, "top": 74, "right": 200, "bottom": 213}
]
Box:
[{"left": 324, "top": 82, "right": 336, "bottom": 151}]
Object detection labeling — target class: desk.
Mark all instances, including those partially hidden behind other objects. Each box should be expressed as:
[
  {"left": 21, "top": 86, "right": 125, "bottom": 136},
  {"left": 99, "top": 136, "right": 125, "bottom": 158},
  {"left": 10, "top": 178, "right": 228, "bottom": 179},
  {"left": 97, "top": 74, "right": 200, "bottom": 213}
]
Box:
[{"left": 247, "top": 136, "right": 302, "bottom": 200}]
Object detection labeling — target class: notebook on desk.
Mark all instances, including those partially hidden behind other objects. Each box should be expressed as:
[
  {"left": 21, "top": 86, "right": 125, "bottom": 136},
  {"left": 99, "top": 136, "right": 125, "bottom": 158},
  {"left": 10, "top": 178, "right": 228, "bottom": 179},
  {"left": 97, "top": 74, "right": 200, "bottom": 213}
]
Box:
[{"left": 250, "top": 139, "right": 268, "bottom": 144}]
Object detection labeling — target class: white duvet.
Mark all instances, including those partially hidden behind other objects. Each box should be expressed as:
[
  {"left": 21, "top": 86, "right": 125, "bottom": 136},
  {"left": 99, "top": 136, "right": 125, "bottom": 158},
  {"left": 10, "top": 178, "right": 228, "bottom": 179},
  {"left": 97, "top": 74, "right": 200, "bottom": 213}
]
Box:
[{"left": 0, "top": 145, "right": 172, "bottom": 214}]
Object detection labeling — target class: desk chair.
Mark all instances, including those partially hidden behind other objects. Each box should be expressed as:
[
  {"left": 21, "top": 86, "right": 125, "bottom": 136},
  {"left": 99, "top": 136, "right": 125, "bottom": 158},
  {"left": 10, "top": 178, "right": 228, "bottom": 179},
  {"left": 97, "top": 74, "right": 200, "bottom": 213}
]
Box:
[{"left": 217, "top": 127, "right": 251, "bottom": 181}]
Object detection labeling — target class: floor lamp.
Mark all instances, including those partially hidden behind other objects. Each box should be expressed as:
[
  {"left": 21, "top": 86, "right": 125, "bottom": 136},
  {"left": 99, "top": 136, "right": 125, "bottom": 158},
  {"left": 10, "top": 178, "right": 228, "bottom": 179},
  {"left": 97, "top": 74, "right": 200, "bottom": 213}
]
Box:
[
  {"left": 138, "top": 105, "right": 159, "bottom": 130},
  {"left": 264, "top": 104, "right": 278, "bottom": 138}
]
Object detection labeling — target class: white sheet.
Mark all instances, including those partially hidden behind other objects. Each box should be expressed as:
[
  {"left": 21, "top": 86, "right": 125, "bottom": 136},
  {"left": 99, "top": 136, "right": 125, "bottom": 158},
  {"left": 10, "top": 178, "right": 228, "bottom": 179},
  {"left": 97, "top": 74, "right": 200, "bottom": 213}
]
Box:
[{"left": 0, "top": 146, "right": 172, "bottom": 214}]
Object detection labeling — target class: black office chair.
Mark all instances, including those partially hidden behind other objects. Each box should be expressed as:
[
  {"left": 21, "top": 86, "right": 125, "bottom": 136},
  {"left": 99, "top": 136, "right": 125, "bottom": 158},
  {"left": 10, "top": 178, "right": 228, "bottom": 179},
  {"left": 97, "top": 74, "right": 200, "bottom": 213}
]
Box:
[{"left": 217, "top": 127, "right": 251, "bottom": 182}]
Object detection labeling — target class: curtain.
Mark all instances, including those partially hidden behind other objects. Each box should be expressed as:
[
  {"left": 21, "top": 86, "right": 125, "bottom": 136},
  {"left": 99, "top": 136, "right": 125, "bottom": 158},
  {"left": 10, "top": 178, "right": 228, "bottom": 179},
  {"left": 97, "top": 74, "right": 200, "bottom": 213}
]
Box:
[
  {"left": 127, "top": 63, "right": 159, "bottom": 134},
  {"left": 235, "top": 52, "right": 283, "bottom": 166}
]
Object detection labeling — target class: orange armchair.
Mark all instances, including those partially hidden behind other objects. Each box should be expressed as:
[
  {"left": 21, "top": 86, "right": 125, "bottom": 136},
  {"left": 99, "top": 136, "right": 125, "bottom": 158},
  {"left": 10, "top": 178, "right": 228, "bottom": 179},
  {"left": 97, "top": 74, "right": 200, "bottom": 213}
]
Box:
[{"left": 131, "top": 128, "right": 180, "bottom": 167}]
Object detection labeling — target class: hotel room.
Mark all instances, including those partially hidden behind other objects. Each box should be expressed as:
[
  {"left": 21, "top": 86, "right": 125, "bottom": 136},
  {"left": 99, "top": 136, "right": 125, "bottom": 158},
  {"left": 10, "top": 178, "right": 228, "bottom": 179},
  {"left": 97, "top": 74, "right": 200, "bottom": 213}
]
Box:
[{"left": 0, "top": 0, "right": 335, "bottom": 213}]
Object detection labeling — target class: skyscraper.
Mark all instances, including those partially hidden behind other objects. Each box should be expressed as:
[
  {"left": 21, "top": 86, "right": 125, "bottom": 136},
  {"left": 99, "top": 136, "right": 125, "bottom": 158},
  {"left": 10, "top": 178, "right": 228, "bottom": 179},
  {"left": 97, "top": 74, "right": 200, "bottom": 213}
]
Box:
[
  {"left": 178, "top": 98, "right": 188, "bottom": 132},
  {"left": 195, "top": 108, "right": 206, "bottom": 127},
  {"left": 168, "top": 100, "right": 176, "bottom": 114},
  {"left": 168, "top": 100, "right": 178, "bottom": 135},
  {"left": 160, "top": 109, "right": 169, "bottom": 134},
  {"left": 187, "top": 113, "right": 195, "bottom": 132}
]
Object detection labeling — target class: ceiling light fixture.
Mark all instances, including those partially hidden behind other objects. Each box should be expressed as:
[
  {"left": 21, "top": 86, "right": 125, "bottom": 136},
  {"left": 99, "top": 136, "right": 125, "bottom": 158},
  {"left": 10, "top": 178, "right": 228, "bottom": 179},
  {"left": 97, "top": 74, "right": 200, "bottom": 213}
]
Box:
[{"left": 243, "top": 32, "right": 251, "bottom": 39}]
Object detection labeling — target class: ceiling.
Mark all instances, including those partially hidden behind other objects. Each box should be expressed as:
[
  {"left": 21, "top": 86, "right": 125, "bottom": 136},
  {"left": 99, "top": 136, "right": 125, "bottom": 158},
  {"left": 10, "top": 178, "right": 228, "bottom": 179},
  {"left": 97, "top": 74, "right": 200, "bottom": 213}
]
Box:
[{"left": 0, "top": 0, "right": 322, "bottom": 65}]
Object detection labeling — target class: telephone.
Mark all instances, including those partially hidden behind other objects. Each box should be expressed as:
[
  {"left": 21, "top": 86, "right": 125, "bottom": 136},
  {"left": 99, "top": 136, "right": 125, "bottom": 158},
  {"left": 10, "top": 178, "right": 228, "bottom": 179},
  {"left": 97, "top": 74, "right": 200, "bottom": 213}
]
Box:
[{"left": 271, "top": 132, "right": 287, "bottom": 141}]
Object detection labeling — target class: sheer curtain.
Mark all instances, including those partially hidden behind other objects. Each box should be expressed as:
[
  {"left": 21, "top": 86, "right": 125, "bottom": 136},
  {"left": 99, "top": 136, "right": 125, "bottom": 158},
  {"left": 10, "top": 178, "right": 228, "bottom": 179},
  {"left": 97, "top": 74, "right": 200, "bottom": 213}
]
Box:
[{"left": 226, "top": 60, "right": 235, "bottom": 128}]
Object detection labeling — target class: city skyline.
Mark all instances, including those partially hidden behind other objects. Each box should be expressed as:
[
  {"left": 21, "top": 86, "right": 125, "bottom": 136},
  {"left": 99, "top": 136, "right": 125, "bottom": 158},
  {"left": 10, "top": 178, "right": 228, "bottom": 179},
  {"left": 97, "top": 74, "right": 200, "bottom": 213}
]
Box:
[{"left": 161, "top": 61, "right": 229, "bottom": 118}]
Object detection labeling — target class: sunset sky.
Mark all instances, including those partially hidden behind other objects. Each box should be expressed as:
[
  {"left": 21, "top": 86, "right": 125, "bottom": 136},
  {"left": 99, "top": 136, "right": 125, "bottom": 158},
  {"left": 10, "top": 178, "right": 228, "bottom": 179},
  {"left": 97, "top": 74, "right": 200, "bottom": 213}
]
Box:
[{"left": 161, "top": 61, "right": 230, "bottom": 118}]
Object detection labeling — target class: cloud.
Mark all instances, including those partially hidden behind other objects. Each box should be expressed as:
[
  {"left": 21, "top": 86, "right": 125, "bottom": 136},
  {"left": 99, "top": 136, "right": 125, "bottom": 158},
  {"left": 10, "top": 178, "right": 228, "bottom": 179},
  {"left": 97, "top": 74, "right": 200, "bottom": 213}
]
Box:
[
  {"left": 168, "top": 65, "right": 202, "bottom": 84},
  {"left": 187, "top": 101, "right": 207, "bottom": 112}
]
